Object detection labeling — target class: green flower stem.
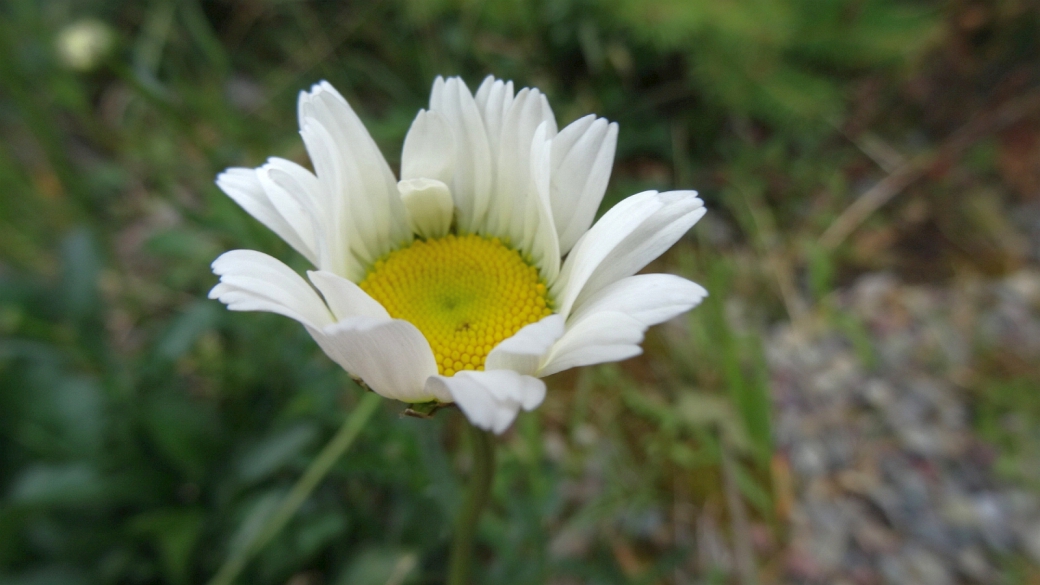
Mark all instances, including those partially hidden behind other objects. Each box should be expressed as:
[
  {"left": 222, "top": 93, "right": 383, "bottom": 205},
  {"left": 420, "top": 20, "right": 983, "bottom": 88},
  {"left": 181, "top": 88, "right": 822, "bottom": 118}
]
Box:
[
  {"left": 447, "top": 423, "right": 497, "bottom": 585},
  {"left": 207, "top": 392, "right": 382, "bottom": 585}
]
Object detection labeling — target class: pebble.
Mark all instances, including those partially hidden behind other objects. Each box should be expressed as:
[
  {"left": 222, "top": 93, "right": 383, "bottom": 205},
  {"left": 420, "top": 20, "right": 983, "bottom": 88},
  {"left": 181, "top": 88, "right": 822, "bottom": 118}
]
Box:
[{"left": 1020, "top": 522, "right": 1040, "bottom": 565}]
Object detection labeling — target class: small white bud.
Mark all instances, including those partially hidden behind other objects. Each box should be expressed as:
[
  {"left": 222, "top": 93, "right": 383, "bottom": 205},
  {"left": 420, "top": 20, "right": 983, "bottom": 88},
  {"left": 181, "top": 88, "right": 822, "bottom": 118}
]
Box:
[
  {"left": 56, "top": 19, "right": 115, "bottom": 72},
  {"left": 398, "top": 178, "right": 454, "bottom": 239},
  {"left": 401, "top": 110, "right": 455, "bottom": 183}
]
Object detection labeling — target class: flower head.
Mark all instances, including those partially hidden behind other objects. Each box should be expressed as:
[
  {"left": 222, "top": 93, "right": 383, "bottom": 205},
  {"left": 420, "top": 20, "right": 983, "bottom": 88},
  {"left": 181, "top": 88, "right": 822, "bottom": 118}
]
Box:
[
  {"left": 55, "top": 18, "right": 115, "bottom": 72},
  {"left": 210, "top": 76, "right": 707, "bottom": 433}
]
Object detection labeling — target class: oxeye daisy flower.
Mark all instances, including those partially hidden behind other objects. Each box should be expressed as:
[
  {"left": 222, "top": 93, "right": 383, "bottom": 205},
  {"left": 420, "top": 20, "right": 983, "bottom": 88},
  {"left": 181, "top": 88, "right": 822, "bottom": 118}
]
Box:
[{"left": 210, "top": 76, "right": 707, "bottom": 434}]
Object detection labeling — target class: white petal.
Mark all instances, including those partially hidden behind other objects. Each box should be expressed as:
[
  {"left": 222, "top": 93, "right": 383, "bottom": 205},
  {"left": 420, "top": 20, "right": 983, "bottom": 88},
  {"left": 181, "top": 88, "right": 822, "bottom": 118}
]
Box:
[
  {"left": 569, "top": 274, "right": 707, "bottom": 327},
  {"left": 551, "top": 190, "right": 705, "bottom": 318},
  {"left": 576, "top": 195, "right": 705, "bottom": 307},
  {"left": 216, "top": 168, "right": 317, "bottom": 264},
  {"left": 551, "top": 191, "right": 664, "bottom": 312},
  {"left": 298, "top": 81, "right": 412, "bottom": 266},
  {"left": 485, "top": 314, "right": 565, "bottom": 375},
  {"left": 538, "top": 311, "right": 645, "bottom": 377},
  {"left": 401, "top": 109, "right": 455, "bottom": 183},
  {"left": 263, "top": 157, "right": 323, "bottom": 211},
  {"left": 428, "top": 77, "right": 492, "bottom": 233},
  {"left": 425, "top": 370, "right": 546, "bottom": 434},
  {"left": 397, "top": 178, "right": 454, "bottom": 239},
  {"left": 209, "top": 250, "right": 333, "bottom": 328},
  {"left": 523, "top": 122, "right": 561, "bottom": 282},
  {"left": 316, "top": 316, "right": 440, "bottom": 403},
  {"left": 298, "top": 121, "right": 383, "bottom": 266},
  {"left": 307, "top": 270, "right": 390, "bottom": 321},
  {"left": 298, "top": 120, "right": 371, "bottom": 280},
  {"left": 474, "top": 75, "right": 495, "bottom": 110},
  {"left": 474, "top": 76, "right": 514, "bottom": 155},
  {"left": 254, "top": 161, "right": 321, "bottom": 263},
  {"left": 551, "top": 116, "right": 618, "bottom": 254},
  {"left": 260, "top": 157, "right": 340, "bottom": 271},
  {"left": 486, "top": 88, "right": 554, "bottom": 240}
]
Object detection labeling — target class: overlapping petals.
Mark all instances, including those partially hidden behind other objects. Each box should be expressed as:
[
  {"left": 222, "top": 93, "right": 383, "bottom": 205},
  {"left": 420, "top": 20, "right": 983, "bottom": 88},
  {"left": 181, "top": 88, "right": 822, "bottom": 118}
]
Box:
[
  {"left": 426, "top": 371, "right": 547, "bottom": 435},
  {"left": 212, "top": 75, "right": 707, "bottom": 434}
]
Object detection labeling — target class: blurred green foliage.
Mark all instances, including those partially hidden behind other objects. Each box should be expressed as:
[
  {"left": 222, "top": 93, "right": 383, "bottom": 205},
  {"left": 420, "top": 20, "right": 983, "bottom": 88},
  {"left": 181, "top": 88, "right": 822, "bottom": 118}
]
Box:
[{"left": 0, "top": 0, "right": 988, "bottom": 583}]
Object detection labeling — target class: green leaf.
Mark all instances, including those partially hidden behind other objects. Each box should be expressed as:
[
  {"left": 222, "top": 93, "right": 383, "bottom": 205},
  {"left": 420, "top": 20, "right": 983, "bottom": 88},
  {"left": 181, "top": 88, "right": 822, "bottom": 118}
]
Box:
[
  {"left": 129, "top": 509, "right": 205, "bottom": 585},
  {"left": 0, "top": 566, "right": 90, "bottom": 585},
  {"left": 8, "top": 464, "right": 107, "bottom": 509},
  {"left": 335, "top": 548, "right": 419, "bottom": 585},
  {"left": 228, "top": 490, "right": 284, "bottom": 558},
  {"left": 58, "top": 229, "right": 101, "bottom": 321},
  {"left": 157, "top": 302, "right": 220, "bottom": 361},
  {"left": 142, "top": 394, "right": 219, "bottom": 480},
  {"left": 675, "top": 391, "right": 751, "bottom": 455},
  {"left": 293, "top": 513, "right": 347, "bottom": 558},
  {"left": 236, "top": 423, "right": 318, "bottom": 484}
]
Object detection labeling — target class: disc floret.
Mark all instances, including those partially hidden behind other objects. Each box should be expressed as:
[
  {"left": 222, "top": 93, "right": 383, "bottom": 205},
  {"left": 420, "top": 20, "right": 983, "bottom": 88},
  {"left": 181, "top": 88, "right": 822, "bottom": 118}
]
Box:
[{"left": 359, "top": 233, "right": 554, "bottom": 376}]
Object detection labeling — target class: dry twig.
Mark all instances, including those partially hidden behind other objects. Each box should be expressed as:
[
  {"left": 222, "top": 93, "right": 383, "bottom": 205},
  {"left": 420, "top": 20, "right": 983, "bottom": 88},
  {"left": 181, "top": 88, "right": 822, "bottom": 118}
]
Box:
[
  {"left": 721, "top": 439, "right": 759, "bottom": 585},
  {"left": 820, "top": 88, "right": 1040, "bottom": 250}
]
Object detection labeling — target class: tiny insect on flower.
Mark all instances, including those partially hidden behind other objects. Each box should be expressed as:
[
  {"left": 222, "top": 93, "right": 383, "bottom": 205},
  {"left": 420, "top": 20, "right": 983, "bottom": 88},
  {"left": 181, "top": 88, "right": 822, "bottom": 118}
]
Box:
[{"left": 209, "top": 76, "right": 707, "bottom": 433}]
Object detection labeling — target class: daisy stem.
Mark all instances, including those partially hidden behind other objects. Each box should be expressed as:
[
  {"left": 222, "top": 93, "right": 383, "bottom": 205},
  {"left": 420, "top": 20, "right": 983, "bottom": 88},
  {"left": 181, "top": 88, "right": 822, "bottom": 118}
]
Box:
[
  {"left": 207, "top": 392, "right": 381, "bottom": 585},
  {"left": 447, "top": 423, "right": 497, "bottom": 585}
]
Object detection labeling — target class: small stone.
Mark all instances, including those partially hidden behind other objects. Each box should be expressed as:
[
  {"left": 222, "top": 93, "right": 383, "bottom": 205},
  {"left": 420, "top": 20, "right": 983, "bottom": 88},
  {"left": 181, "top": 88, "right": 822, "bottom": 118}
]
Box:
[
  {"left": 852, "top": 518, "right": 897, "bottom": 553},
  {"left": 1002, "top": 269, "right": 1040, "bottom": 307},
  {"left": 974, "top": 493, "right": 1014, "bottom": 553},
  {"left": 910, "top": 513, "right": 956, "bottom": 555},
  {"left": 897, "top": 426, "right": 940, "bottom": 456},
  {"left": 837, "top": 469, "right": 880, "bottom": 495},
  {"left": 543, "top": 431, "right": 567, "bottom": 462},
  {"left": 1004, "top": 489, "right": 1040, "bottom": 518},
  {"left": 879, "top": 553, "right": 910, "bottom": 584},
  {"left": 867, "top": 485, "right": 905, "bottom": 527},
  {"left": 956, "top": 546, "right": 994, "bottom": 582},
  {"left": 786, "top": 548, "right": 824, "bottom": 582},
  {"left": 827, "top": 430, "right": 859, "bottom": 467},
  {"left": 804, "top": 500, "right": 851, "bottom": 571},
  {"left": 904, "top": 546, "right": 953, "bottom": 585},
  {"left": 793, "top": 441, "right": 828, "bottom": 477},
  {"left": 573, "top": 423, "right": 598, "bottom": 447},
  {"left": 941, "top": 494, "right": 979, "bottom": 529},
  {"left": 1019, "top": 522, "right": 1040, "bottom": 565},
  {"left": 863, "top": 379, "right": 895, "bottom": 409}
]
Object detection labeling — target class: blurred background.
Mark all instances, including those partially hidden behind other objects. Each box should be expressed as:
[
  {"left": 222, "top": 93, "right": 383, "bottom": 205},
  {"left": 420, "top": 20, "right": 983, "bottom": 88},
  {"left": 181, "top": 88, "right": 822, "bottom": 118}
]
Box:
[{"left": 2, "top": 0, "right": 1040, "bottom": 583}]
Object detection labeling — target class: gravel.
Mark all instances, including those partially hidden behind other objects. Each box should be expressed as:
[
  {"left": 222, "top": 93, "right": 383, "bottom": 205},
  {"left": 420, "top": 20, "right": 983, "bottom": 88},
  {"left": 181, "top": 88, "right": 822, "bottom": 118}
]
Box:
[{"left": 770, "top": 271, "right": 1040, "bottom": 583}]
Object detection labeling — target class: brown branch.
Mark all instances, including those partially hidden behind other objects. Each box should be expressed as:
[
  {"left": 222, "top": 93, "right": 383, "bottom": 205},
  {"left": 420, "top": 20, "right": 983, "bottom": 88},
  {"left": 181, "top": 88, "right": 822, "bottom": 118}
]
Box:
[
  {"left": 721, "top": 439, "right": 759, "bottom": 585},
  {"left": 820, "top": 88, "right": 1040, "bottom": 250}
]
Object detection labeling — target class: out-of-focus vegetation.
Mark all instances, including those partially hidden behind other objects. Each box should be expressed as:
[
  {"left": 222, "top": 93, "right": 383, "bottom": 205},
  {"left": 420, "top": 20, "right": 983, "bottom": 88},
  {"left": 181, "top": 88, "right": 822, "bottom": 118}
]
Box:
[{"left": 1, "top": 0, "right": 1038, "bottom": 583}]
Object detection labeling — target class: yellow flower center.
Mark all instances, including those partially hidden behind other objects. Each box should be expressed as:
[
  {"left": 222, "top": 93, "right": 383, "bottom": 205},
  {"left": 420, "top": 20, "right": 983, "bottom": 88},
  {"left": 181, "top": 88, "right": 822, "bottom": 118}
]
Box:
[{"left": 359, "top": 234, "right": 554, "bottom": 376}]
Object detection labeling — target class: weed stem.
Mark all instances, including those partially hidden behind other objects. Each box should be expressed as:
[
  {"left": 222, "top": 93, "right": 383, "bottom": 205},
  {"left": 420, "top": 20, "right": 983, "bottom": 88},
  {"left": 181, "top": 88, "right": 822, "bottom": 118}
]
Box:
[{"left": 447, "top": 423, "right": 496, "bottom": 585}]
